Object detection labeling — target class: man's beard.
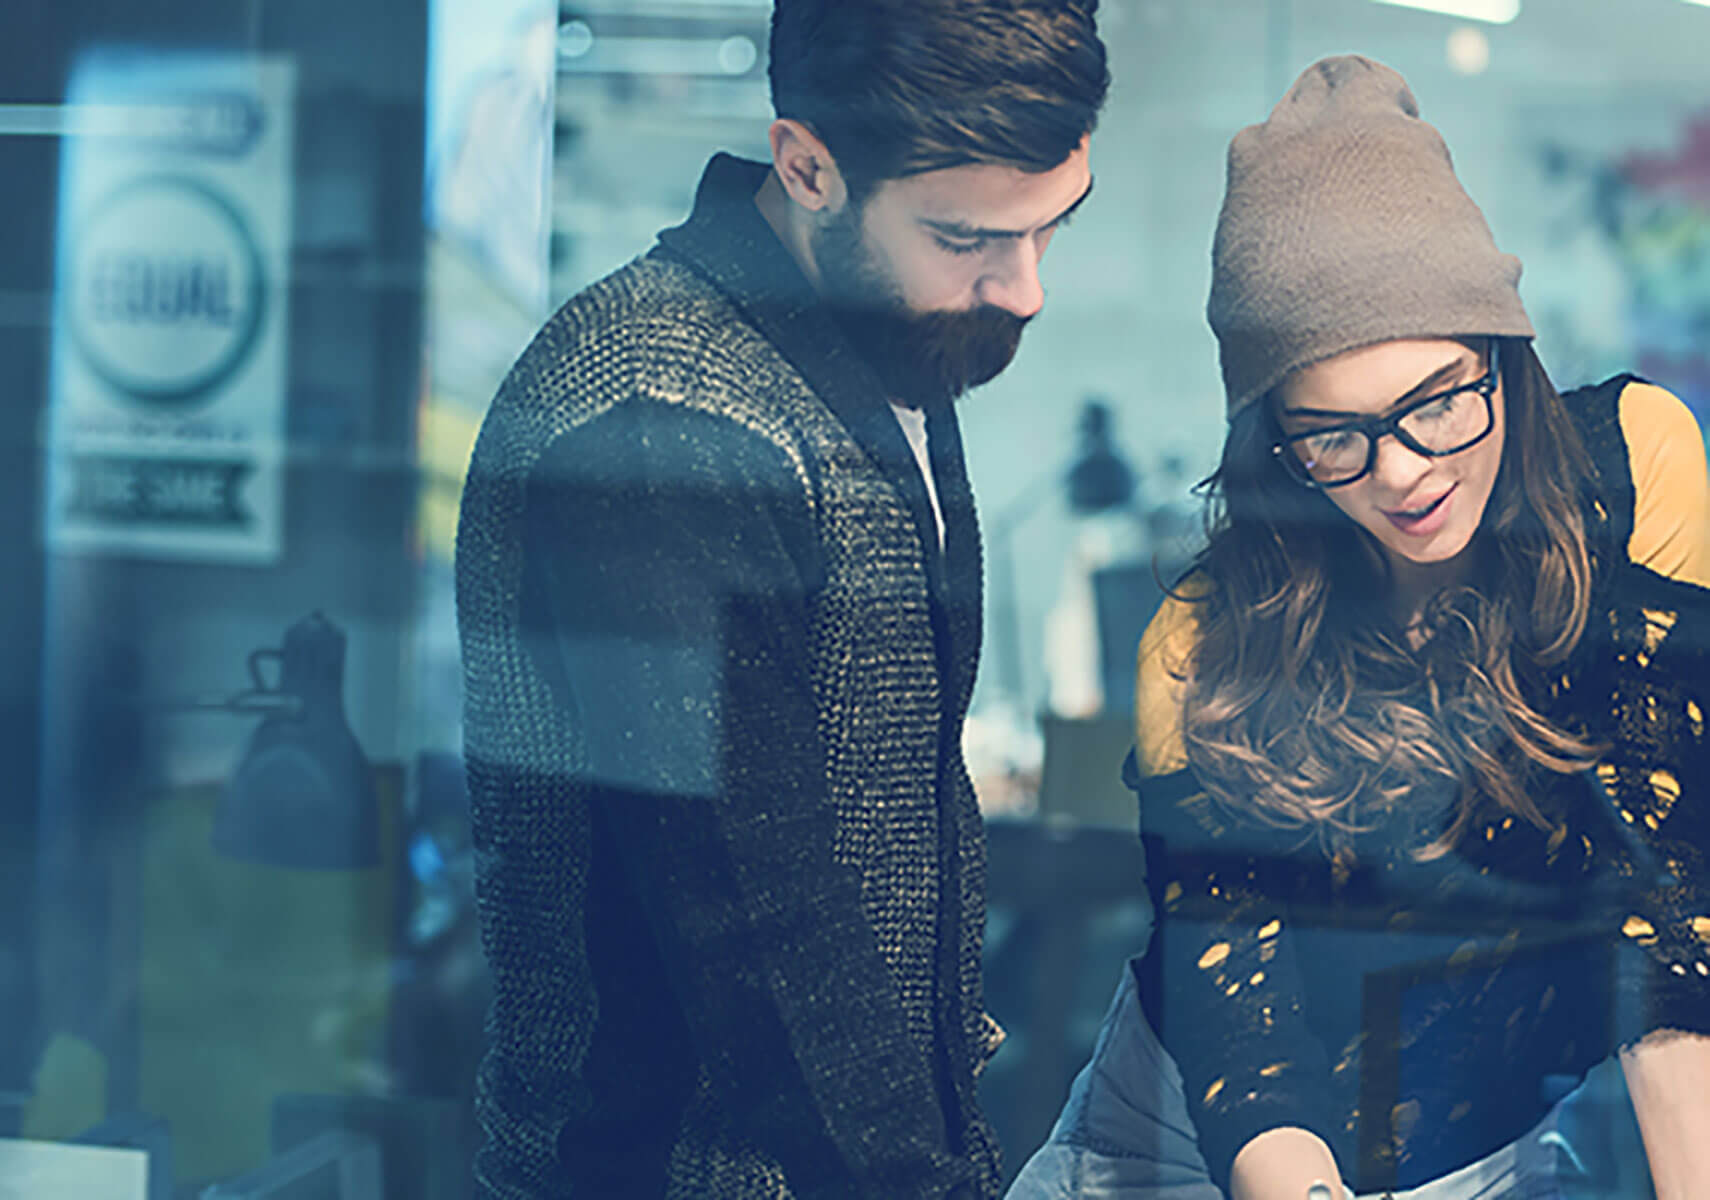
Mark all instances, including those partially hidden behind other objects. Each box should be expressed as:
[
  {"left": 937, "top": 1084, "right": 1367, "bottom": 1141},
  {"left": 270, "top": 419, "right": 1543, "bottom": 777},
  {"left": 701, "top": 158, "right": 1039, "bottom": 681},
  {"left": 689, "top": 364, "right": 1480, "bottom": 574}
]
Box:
[{"left": 813, "top": 204, "right": 1031, "bottom": 411}]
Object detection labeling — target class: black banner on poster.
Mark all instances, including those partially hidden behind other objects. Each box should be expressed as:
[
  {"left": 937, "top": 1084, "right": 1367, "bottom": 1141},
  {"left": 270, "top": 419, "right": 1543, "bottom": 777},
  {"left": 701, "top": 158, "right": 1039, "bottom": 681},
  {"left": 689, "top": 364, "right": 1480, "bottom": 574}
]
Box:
[{"left": 62, "top": 454, "right": 253, "bottom": 529}]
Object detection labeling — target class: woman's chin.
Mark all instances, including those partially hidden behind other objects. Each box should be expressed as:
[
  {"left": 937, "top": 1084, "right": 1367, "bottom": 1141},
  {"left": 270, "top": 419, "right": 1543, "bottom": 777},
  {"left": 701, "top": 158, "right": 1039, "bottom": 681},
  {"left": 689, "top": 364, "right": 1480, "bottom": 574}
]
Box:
[{"left": 1379, "top": 526, "right": 1478, "bottom": 573}]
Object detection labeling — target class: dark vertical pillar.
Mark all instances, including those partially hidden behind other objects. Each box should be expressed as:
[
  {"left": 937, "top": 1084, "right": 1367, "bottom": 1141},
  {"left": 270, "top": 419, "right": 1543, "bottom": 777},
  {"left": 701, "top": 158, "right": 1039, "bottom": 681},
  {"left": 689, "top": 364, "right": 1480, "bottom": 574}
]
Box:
[{"left": 0, "top": 0, "right": 73, "bottom": 1135}]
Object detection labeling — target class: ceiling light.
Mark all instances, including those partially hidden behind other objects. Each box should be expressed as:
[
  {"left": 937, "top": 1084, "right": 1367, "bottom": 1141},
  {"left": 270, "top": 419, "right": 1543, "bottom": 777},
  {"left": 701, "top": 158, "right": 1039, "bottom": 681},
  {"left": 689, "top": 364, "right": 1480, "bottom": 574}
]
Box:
[
  {"left": 1446, "top": 26, "right": 1491, "bottom": 73},
  {"left": 1373, "top": 0, "right": 1520, "bottom": 23}
]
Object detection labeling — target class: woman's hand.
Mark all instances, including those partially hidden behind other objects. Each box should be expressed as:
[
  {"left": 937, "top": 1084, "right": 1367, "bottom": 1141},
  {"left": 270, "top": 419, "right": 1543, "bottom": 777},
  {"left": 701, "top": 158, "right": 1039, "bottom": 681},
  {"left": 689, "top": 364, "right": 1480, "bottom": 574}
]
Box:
[
  {"left": 1228, "top": 1126, "right": 1345, "bottom": 1200},
  {"left": 1620, "top": 1028, "right": 1710, "bottom": 1200}
]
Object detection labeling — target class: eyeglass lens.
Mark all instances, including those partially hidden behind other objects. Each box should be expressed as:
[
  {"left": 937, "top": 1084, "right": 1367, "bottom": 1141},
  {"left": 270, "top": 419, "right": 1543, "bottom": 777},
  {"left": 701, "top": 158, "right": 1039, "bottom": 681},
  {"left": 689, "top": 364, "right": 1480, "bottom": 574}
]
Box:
[{"left": 1289, "top": 381, "right": 1492, "bottom": 485}]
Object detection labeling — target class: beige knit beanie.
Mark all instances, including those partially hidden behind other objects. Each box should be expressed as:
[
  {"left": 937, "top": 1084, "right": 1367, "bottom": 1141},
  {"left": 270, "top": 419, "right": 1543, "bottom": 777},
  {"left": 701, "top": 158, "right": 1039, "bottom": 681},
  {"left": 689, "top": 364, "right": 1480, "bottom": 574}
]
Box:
[{"left": 1208, "top": 55, "right": 1534, "bottom": 418}]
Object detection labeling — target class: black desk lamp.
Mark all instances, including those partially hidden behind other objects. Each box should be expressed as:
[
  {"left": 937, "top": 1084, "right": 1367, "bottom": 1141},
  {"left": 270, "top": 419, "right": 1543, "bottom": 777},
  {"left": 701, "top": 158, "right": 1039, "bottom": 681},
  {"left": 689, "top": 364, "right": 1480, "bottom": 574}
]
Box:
[{"left": 209, "top": 612, "right": 380, "bottom": 870}]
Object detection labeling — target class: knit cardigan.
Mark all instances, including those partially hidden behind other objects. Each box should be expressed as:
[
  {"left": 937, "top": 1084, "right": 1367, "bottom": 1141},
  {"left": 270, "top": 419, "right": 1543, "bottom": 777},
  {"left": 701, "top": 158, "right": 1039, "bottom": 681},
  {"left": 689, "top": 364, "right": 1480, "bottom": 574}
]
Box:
[{"left": 455, "top": 154, "right": 1002, "bottom": 1199}]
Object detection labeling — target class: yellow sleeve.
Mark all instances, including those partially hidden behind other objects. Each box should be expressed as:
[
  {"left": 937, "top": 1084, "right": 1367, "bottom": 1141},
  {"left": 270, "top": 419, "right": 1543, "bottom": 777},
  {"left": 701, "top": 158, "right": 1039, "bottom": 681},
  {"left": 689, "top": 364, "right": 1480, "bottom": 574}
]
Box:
[
  {"left": 1620, "top": 382, "right": 1710, "bottom": 588},
  {"left": 1133, "top": 582, "right": 1204, "bottom": 779}
]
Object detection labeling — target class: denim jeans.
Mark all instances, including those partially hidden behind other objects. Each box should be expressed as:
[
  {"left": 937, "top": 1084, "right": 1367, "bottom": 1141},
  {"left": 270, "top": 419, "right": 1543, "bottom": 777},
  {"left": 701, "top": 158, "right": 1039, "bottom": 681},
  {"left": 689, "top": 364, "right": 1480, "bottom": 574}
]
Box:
[{"left": 1005, "top": 962, "right": 1654, "bottom": 1200}]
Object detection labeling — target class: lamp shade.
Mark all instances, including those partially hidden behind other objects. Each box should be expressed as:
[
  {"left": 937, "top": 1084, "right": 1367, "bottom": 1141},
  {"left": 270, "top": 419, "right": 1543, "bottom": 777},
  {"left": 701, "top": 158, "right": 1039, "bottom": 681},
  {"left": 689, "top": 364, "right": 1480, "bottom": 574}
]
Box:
[{"left": 212, "top": 613, "right": 379, "bottom": 869}]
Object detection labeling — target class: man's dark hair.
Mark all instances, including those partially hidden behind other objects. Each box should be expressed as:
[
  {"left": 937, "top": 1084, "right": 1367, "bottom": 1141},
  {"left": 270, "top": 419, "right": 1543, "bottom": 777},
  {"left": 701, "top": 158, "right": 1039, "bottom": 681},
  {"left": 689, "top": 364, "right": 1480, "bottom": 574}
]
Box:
[{"left": 768, "top": 0, "right": 1110, "bottom": 203}]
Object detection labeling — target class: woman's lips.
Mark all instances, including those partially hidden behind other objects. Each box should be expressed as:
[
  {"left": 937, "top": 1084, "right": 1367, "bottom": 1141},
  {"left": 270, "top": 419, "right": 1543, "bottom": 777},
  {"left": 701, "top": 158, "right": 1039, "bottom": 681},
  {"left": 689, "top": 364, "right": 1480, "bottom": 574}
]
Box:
[{"left": 1384, "top": 485, "right": 1455, "bottom": 536}]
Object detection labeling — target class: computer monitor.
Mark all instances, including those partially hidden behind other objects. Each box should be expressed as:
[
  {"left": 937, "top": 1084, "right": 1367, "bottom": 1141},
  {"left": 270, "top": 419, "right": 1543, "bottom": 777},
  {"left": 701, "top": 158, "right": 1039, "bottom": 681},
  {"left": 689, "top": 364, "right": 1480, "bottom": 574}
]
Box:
[
  {"left": 1091, "top": 562, "right": 1165, "bottom": 715},
  {"left": 198, "top": 1130, "right": 382, "bottom": 1200}
]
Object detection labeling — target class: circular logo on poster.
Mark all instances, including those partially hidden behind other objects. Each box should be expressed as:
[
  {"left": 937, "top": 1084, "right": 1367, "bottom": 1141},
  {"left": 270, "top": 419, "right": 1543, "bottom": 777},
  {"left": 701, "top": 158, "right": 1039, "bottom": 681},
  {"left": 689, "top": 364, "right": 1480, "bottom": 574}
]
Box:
[{"left": 67, "top": 174, "right": 266, "bottom": 409}]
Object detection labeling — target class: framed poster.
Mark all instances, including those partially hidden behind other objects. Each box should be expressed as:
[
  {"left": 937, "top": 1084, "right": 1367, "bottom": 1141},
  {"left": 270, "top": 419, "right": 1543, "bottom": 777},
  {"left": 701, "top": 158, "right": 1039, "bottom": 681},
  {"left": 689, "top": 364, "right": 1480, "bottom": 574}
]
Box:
[{"left": 45, "top": 52, "right": 295, "bottom": 564}]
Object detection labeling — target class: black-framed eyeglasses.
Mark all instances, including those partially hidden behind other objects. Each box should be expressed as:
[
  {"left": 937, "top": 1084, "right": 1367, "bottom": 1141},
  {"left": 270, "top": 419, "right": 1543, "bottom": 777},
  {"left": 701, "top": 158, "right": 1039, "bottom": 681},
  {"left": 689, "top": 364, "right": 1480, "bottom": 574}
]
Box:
[{"left": 1272, "top": 341, "right": 1501, "bottom": 490}]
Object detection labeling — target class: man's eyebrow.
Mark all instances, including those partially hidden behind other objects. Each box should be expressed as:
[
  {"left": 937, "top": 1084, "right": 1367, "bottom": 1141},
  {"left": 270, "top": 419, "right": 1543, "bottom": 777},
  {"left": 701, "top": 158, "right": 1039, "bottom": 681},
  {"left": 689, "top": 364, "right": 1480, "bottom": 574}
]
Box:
[
  {"left": 920, "top": 177, "right": 1095, "bottom": 241},
  {"left": 1283, "top": 357, "right": 1474, "bottom": 421}
]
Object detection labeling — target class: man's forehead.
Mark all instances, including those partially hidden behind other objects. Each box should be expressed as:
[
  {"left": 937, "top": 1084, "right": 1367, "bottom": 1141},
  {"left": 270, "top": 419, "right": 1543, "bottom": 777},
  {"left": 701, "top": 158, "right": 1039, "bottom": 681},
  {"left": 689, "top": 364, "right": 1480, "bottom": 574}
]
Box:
[{"left": 884, "top": 141, "right": 1094, "bottom": 235}]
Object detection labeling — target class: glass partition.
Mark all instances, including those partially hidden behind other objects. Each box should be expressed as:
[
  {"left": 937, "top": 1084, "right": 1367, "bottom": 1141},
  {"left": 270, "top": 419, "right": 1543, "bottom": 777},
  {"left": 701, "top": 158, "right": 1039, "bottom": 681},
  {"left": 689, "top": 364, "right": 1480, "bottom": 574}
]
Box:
[{"left": 3, "top": 0, "right": 1707, "bottom": 1193}]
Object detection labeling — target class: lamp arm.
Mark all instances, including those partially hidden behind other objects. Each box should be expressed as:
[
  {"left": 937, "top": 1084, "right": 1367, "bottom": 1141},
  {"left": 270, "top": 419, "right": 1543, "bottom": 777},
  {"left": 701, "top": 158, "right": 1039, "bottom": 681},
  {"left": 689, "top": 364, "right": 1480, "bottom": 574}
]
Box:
[{"left": 152, "top": 691, "right": 304, "bottom": 718}]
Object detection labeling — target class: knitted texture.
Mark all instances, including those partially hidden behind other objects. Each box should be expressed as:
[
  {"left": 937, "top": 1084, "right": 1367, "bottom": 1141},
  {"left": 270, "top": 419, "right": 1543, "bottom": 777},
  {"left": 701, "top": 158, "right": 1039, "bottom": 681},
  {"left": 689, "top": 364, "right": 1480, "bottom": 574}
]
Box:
[
  {"left": 456, "top": 156, "right": 1001, "bottom": 1197},
  {"left": 1208, "top": 55, "right": 1534, "bottom": 417}
]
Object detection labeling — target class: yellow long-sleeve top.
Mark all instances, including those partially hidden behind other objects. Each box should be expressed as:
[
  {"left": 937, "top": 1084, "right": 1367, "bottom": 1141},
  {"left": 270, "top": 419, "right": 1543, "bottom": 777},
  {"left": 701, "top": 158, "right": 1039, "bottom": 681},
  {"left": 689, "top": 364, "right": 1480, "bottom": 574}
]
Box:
[{"left": 1128, "top": 378, "right": 1710, "bottom": 1192}]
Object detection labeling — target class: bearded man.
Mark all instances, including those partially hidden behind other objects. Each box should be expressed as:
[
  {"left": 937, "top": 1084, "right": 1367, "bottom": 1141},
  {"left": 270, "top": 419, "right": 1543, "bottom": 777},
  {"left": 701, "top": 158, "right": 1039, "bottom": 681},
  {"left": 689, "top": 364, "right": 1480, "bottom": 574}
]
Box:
[{"left": 456, "top": 2, "right": 1107, "bottom": 1195}]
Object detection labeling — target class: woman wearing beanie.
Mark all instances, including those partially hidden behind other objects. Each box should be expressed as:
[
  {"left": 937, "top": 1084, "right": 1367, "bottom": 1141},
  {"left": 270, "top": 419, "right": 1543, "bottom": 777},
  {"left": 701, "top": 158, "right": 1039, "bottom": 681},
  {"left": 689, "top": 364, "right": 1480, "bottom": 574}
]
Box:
[{"left": 1009, "top": 55, "right": 1710, "bottom": 1200}]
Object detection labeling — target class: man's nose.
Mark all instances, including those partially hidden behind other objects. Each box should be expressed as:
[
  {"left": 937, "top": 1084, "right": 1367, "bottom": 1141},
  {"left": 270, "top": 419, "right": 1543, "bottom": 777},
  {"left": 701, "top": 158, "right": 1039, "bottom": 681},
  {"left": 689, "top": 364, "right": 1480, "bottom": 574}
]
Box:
[{"left": 975, "top": 239, "right": 1045, "bottom": 319}]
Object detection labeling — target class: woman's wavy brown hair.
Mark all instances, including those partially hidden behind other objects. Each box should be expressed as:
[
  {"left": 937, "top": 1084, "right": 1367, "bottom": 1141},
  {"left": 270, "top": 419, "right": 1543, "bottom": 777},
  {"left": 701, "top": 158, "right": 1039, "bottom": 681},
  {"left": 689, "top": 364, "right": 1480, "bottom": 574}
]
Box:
[{"left": 1181, "top": 337, "right": 1604, "bottom": 854}]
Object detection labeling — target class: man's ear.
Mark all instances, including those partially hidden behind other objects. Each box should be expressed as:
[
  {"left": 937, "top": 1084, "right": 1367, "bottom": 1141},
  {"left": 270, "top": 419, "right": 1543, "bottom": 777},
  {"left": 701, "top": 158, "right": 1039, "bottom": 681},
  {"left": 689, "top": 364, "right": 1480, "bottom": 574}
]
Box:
[{"left": 768, "top": 118, "right": 849, "bottom": 214}]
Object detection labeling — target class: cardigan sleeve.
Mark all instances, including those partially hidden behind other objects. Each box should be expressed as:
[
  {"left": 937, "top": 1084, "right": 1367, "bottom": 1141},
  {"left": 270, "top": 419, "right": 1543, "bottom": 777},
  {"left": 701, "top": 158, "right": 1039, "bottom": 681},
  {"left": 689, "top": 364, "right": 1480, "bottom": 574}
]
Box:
[{"left": 480, "top": 400, "right": 973, "bottom": 1199}]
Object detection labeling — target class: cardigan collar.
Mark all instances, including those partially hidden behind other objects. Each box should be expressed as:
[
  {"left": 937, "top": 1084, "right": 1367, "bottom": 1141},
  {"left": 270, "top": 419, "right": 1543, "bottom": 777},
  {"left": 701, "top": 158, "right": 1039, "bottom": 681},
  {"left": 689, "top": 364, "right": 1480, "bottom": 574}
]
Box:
[{"left": 655, "top": 154, "right": 984, "bottom": 717}]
